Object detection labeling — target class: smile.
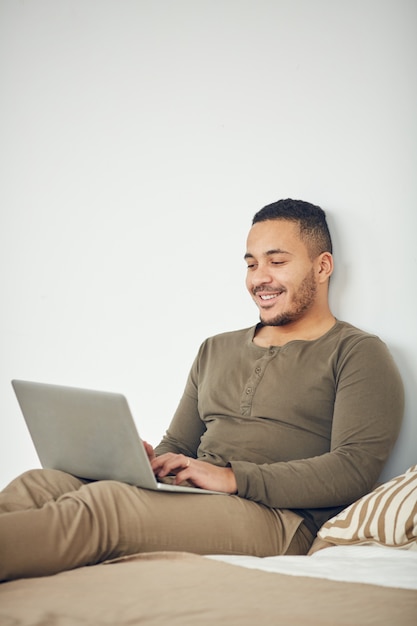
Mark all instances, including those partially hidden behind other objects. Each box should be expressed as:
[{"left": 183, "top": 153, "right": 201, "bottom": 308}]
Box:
[{"left": 254, "top": 289, "right": 285, "bottom": 304}]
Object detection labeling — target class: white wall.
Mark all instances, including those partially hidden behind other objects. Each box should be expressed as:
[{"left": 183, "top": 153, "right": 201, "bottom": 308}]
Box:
[{"left": 1, "top": 0, "right": 416, "bottom": 488}]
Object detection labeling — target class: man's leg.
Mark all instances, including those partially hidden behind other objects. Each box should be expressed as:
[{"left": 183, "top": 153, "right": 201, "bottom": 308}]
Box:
[
  {"left": 0, "top": 470, "right": 311, "bottom": 582},
  {"left": 0, "top": 469, "right": 85, "bottom": 513}
]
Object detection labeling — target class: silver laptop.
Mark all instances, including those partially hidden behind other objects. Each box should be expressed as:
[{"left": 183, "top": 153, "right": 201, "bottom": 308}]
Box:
[{"left": 11, "top": 380, "right": 225, "bottom": 495}]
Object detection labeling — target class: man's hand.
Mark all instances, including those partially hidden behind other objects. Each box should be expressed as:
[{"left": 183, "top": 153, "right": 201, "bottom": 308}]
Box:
[{"left": 150, "top": 452, "right": 238, "bottom": 494}]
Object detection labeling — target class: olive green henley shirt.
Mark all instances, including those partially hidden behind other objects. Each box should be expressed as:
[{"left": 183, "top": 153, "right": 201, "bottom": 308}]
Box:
[{"left": 155, "top": 320, "right": 404, "bottom": 533}]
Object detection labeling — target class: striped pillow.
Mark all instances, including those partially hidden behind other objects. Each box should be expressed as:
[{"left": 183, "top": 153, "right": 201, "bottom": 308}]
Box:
[{"left": 318, "top": 465, "right": 417, "bottom": 549}]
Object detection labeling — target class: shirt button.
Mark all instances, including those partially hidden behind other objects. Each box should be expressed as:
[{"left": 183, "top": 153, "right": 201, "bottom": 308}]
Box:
[
  {"left": 255, "top": 367, "right": 261, "bottom": 374},
  {"left": 246, "top": 387, "right": 252, "bottom": 394}
]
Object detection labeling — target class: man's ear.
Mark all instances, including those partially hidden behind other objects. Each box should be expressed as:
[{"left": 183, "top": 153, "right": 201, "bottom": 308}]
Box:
[{"left": 317, "top": 252, "right": 334, "bottom": 283}]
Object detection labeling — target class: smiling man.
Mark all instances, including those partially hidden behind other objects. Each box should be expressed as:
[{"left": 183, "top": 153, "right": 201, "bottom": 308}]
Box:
[
  {"left": 245, "top": 202, "right": 335, "bottom": 344},
  {"left": 0, "top": 199, "right": 404, "bottom": 581}
]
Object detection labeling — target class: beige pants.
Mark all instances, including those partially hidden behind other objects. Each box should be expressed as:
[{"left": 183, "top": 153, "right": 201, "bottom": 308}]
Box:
[{"left": 0, "top": 469, "right": 313, "bottom": 581}]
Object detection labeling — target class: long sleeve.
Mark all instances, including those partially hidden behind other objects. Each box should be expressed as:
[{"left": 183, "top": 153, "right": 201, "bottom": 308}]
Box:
[
  {"left": 154, "top": 322, "right": 404, "bottom": 531},
  {"left": 231, "top": 334, "right": 404, "bottom": 508},
  {"left": 154, "top": 372, "right": 205, "bottom": 458}
]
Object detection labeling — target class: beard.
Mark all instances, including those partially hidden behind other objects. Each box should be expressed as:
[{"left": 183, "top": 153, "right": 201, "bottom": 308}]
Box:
[{"left": 259, "top": 267, "right": 317, "bottom": 327}]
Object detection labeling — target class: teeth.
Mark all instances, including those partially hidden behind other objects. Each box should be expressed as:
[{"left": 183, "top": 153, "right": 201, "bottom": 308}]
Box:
[{"left": 260, "top": 294, "right": 277, "bottom": 300}]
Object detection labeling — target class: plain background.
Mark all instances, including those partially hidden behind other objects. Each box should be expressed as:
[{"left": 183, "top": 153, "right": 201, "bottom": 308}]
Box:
[{"left": 1, "top": 0, "right": 416, "bottom": 489}]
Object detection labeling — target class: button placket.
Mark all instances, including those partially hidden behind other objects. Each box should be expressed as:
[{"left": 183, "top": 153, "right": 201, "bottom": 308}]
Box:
[{"left": 240, "top": 349, "right": 279, "bottom": 415}]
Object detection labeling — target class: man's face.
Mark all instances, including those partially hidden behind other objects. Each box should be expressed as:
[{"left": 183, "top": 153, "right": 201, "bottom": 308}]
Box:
[{"left": 245, "top": 219, "right": 318, "bottom": 326}]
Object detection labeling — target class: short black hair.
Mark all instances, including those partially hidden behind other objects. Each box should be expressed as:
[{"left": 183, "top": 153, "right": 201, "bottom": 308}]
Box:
[{"left": 252, "top": 198, "right": 333, "bottom": 258}]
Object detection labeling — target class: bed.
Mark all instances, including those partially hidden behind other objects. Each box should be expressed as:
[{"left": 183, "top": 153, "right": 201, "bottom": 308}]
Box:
[{"left": 1, "top": 466, "right": 416, "bottom": 625}]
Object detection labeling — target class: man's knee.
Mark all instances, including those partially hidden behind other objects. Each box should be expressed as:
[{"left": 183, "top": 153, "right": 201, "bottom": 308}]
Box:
[{"left": 1, "top": 468, "right": 85, "bottom": 512}]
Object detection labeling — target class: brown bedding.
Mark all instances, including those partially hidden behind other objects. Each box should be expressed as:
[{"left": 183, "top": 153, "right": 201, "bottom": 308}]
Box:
[{"left": 0, "top": 551, "right": 416, "bottom": 626}]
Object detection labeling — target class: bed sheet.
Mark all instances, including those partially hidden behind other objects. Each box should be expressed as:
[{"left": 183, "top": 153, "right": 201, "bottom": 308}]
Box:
[
  {"left": 1, "top": 551, "right": 416, "bottom": 626},
  {"left": 207, "top": 544, "right": 417, "bottom": 589}
]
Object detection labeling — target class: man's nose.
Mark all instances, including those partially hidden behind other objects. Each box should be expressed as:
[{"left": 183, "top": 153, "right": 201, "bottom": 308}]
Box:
[{"left": 251, "top": 265, "right": 273, "bottom": 286}]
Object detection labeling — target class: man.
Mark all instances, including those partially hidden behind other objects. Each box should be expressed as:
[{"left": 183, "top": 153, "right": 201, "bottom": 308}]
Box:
[{"left": 0, "top": 199, "right": 404, "bottom": 581}]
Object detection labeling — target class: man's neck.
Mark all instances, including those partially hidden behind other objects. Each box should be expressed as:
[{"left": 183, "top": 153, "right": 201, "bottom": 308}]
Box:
[{"left": 253, "top": 313, "right": 337, "bottom": 347}]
